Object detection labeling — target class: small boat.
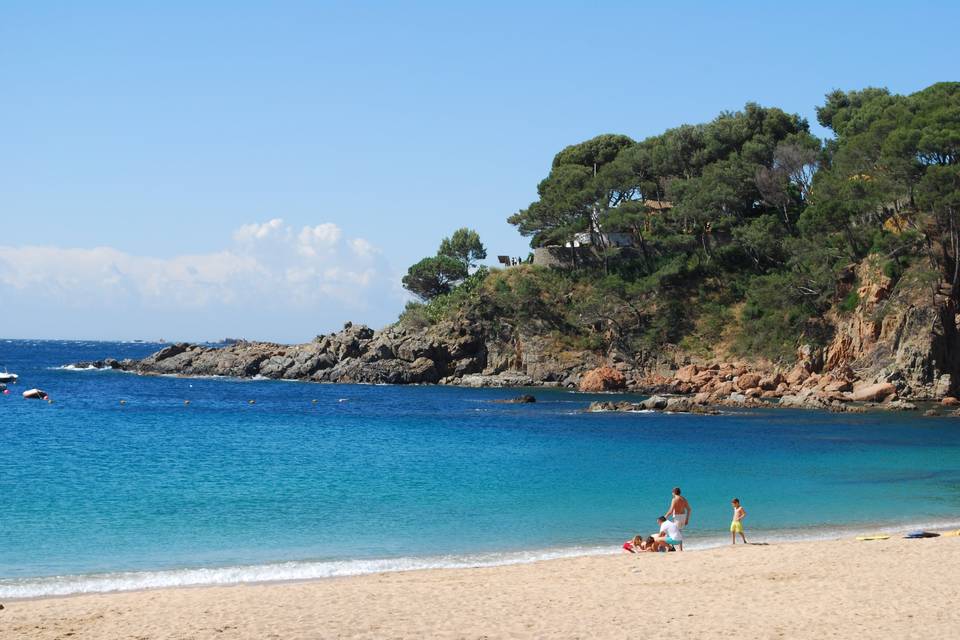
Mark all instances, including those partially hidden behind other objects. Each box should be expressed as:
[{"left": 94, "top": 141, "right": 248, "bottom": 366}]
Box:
[
  {"left": 0, "top": 369, "right": 18, "bottom": 383},
  {"left": 22, "top": 388, "right": 49, "bottom": 400}
]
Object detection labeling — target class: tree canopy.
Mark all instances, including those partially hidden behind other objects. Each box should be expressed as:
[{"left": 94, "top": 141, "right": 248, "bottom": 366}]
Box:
[
  {"left": 402, "top": 228, "right": 486, "bottom": 300},
  {"left": 438, "top": 228, "right": 487, "bottom": 268},
  {"left": 401, "top": 255, "right": 468, "bottom": 301},
  {"left": 406, "top": 83, "right": 960, "bottom": 363}
]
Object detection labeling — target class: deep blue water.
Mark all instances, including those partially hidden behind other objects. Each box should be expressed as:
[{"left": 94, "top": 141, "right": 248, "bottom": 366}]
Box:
[{"left": 2, "top": 339, "right": 959, "bottom": 597}]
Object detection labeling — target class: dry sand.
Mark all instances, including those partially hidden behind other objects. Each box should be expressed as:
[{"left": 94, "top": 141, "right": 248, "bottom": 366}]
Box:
[{"left": 2, "top": 535, "right": 959, "bottom": 639}]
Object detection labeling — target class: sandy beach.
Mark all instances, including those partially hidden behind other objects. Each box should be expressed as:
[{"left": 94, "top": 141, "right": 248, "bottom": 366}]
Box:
[{"left": 3, "top": 534, "right": 958, "bottom": 639}]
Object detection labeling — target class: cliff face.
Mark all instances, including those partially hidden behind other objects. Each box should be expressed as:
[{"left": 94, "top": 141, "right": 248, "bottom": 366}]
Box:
[
  {"left": 823, "top": 256, "right": 957, "bottom": 399},
  {"left": 81, "top": 257, "right": 960, "bottom": 402}
]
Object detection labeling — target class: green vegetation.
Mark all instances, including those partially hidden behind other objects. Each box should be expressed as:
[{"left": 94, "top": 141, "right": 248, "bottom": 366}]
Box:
[
  {"left": 402, "top": 83, "right": 960, "bottom": 364},
  {"left": 401, "top": 228, "right": 487, "bottom": 301}
]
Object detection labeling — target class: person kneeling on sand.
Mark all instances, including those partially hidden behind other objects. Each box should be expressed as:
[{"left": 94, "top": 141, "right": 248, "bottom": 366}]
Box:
[
  {"left": 656, "top": 516, "right": 683, "bottom": 551},
  {"left": 644, "top": 536, "right": 672, "bottom": 552}
]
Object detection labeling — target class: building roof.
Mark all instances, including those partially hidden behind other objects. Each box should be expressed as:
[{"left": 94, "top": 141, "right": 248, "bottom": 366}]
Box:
[{"left": 643, "top": 199, "right": 673, "bottom": 211}]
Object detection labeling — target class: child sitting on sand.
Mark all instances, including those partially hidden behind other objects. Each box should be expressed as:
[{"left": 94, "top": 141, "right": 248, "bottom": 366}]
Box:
[
  {"left": 622, "top": 535, "right": 644, "bottom": 553},
  {"left": 731, "top": 498, "right": 747, "bottom": 544}
]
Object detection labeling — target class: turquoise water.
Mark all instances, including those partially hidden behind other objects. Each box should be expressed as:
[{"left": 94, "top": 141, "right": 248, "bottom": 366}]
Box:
[{"left": 2, "top": 339, "right": 960, "bottom": 597}]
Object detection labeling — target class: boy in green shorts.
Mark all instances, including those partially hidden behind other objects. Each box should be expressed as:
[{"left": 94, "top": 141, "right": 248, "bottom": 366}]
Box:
[{"left": 731, "top": 498, "right": 747, "bottom": 544}]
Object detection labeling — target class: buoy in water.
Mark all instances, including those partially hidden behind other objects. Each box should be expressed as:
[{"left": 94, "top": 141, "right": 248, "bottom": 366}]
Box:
[
  {"left": 311, "top": 399, "right": 318, "bottom": 404},
  {"left": 248, "top": 399, "right": 256, "bottom": 404},
  {"left": 120, "top": 399, "right": 126, "bottom": 405},
  {"left": 184, "top": 400, "right": 191, "bottom": 405}
]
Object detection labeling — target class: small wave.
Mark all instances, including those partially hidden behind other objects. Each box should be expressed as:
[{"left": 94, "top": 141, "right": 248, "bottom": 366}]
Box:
[
  {"left": 5, "top": 515, "right": 960, "bottom": 600},
  {"left": 53, "top": 364, "right": 112, "bottom": 372},
  {"left": 0, "top": 546, "right": 613, "bottom": 599}
]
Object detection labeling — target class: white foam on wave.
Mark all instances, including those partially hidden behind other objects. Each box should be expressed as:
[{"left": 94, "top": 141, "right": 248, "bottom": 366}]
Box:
[
  {"left": 5, "top": 515, "right": 960, "bottom": 600},
  {"left": 53, "top": 364, "right": 112, "bottom": 372},
  {"left": 0, "top": 546, "right": 614, "bottom": 600}
]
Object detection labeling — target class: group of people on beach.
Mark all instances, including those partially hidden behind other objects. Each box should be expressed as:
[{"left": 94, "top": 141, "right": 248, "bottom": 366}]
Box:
[{"left": 623, "top": 488, "right": 748, "bottom": 553}]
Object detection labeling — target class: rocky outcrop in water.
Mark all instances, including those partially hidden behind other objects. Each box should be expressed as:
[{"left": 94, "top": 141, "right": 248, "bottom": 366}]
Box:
[{"left": 75, "top": 319, "right": 604, "bottom": 387}]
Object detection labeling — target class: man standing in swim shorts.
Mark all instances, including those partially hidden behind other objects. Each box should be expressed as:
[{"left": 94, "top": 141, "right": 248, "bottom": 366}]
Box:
[{"left": 665, "top": 487, "right": 692, "bottom": 530}]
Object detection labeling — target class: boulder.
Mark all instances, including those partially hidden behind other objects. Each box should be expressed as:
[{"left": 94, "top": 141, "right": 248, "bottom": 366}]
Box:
[
  {"left": 941, "top": 396, "right": 960, "bottom": 407},
  {"left": 736, "top": 373, "right": 762, "bottom": 390},
  {"left": 579, "top": 366, "right": 627, "bottom": 392},
  {"left": 758, "top": 373, "right": 784, "bottom": 391},
  {"left": 779, "top": 394, "right": 829, "bottom": 410},
  {"left": 785, "top": 365, "right": 810, "bottom": 386},
  {"left": 674, "top": 364, "right": 700, "bottom": 383},
  {"left": 693, "top": 392, "right": 712, "bottom": 405},
  {"left": 879, "top": 400, "right": 918, "bottom": 411},
  {"left": 640, "top": 395, "right": 669, "bottom": 410},
  {"left": 851, "top": 382, "right": 897, "bottom": 402},
  {"left": 715, "top": 381, "right": 735, "bottom": 396},
  {"left": 587, "top": 401, "right": 617, "bottom": 412},
  {"left": 665, "top": 397, "right": 693, "bottom": 412},
  {"left": 495, "top": 394, "right": 536, "bottom": 404},
  {"left": 824, "top": 378, "right": 853, "bottom": 393},
  {"left": 692, "top": 370, "right": 717, "bottom": 384}
]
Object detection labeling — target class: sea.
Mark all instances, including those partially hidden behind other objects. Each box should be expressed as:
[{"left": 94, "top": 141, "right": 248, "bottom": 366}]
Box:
[{"left": 2, "top": 339, "right": 959, "bottom": 598}]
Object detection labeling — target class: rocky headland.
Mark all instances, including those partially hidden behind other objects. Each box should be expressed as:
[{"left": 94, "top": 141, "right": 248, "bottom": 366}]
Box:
[{"left": 74, "top": 253, "right": 960, "bottom": 415}]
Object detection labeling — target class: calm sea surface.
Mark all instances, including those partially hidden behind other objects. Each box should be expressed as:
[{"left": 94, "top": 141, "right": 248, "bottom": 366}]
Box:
[{"left": 2, "top": 339, "right": 959, "bottom": 597}]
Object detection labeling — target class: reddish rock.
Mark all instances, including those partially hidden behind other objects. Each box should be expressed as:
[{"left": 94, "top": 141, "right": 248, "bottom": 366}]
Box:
[
  {"left": 715, "top": 381, "right": 735, "bottom": 396},
  {"left": 758, "top": 373, "right": 784, "bottom": 390},
  {"left": 785, "top": 366, "right": 810, "bottom": 386},
  {"left": 736, "top": 373, "right": 762, "bottom": 390},
  {"left": 802, "top": 373, "right": 822, "bottom": 388},
  {"left": 693, "top": 392, "right": 712, "bottom": 405},
  {"left": 692, "top": 370, "right": 717, "bottom": 385},
  {"left": 851, "top": 382, "right": 897, "bottom": 402},
  {"left": 675, "top": 364, "right": 700, "bottom": 383},
  {"left": 579, "top": 366, "right": 627, "bottom": 392},
  {"left": 941, "top": 396, "right": 960, "bottom": 406},
  {"left": 824, "top": 378, "right": 853, "bottom": 393}
]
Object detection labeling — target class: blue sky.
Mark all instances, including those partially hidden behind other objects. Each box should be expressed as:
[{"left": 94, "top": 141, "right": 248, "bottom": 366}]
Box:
[{"left": 2, "top": 1, "right": 958, "bottom": 341}]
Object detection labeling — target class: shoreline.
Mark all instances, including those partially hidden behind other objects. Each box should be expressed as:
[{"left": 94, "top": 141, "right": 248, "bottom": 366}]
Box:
[
  {"left": 52, "top": 365, "right": 952, "bottom": 418},
  {"left": 6, "top": 518, "right": 960, "bottom": 602},
  {"left": 3, "top": 534, "right": 959, "bottom": 639}
]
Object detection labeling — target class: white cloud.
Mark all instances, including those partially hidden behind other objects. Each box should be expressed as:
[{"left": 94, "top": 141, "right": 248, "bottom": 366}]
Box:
[
  {"left": 0, "top": 220, "right": 391, "bottom": 332},
  {"left": 296, "top": 223, "right": 343, "bottom": 257},
  {"left": 350, "top": 237, "right": 377, "bottom": 258},
  {"left": 233, "top": 218, "right": 286, "bottom": 243}
]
